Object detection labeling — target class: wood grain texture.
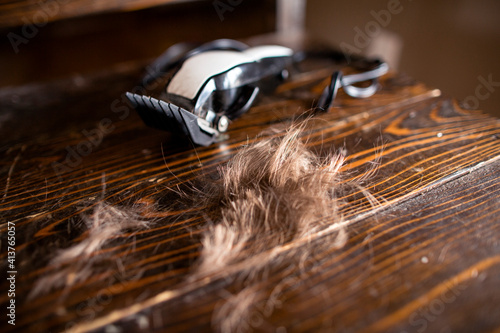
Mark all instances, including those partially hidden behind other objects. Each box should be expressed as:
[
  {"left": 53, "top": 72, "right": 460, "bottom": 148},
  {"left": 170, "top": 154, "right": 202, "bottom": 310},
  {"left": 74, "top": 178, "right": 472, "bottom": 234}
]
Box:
[
  {"left": 0, "top": 51, "right": 499, "bottom": 333},
  {"left": 0, "top": 1, "right": 277, "bottom": 88},
  {"left": 0, "top": 0, "right": 182, "bottom": 28}
]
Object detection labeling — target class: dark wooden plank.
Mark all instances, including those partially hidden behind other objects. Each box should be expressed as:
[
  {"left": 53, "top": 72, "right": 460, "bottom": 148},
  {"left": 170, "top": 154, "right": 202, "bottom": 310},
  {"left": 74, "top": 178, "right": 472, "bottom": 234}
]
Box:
[
  {"left": 0, "top": 0, "right": 183, "bottom": 28},
  {"left": 0, "top": 1, "right": 277, "bottom": 88},
  {"left": 0, "top": 51, "right": 499, "bottom": 333}
]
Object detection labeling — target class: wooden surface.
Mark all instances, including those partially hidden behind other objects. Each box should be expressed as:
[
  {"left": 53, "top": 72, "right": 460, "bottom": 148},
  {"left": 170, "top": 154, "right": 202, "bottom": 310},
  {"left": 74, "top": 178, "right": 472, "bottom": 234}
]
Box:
[
  {"left": 0, "top": 0, "right": 184, "bottom": 28},
  {"left": 1, "top": 48, "right": 500, "bottom": 333},
  {"left": 0, "top": 1, "right": 277, "bottom": 88}
]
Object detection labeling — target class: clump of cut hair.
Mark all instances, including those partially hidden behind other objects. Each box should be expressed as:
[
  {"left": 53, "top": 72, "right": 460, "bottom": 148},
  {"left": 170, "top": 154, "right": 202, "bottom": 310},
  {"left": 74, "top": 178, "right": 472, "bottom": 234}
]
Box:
[
  {"left": 197, "top": 127, "right": 346, "bottom": 271},
  {"left": 30, "top": 202, "right": 153, "bottom": 298},
  {"left": 188, "top": 125, "right": 349, "bottom": 331}
]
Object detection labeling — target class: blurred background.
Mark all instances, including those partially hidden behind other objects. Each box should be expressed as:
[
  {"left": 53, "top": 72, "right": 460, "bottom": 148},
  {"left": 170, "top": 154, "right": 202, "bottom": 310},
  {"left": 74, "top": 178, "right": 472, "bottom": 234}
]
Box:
[{"left": 0, "top": 0, "right": 499, "bottom": 116}]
